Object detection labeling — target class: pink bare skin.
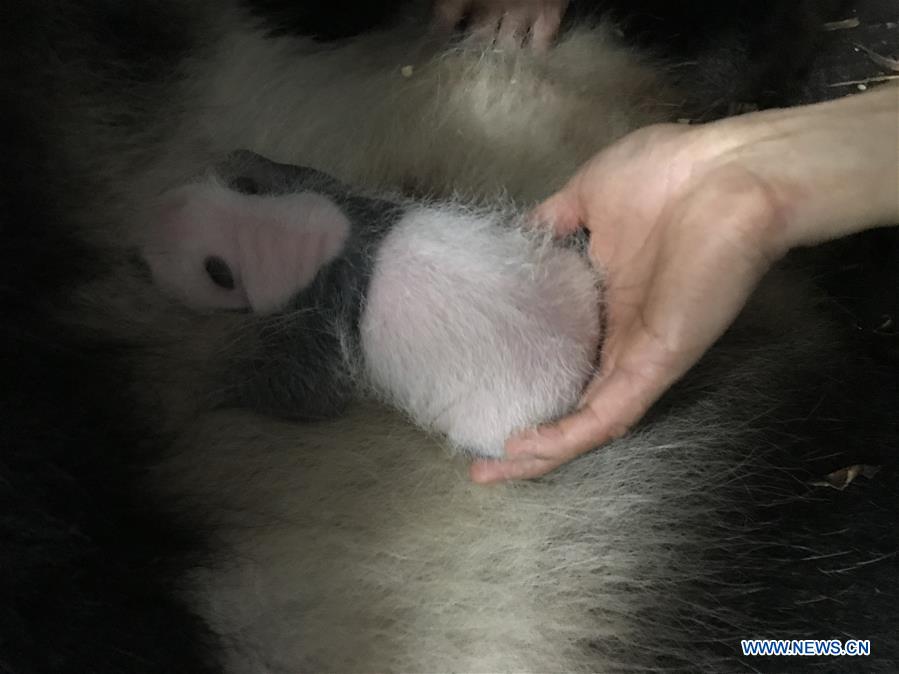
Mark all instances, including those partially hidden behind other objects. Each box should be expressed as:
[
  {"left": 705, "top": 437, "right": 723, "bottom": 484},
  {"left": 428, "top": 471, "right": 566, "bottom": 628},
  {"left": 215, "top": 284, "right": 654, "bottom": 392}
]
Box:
[
  {"left": 433, "top": 0, "right": 569, "bottom": 50},
  {"left": 471, "top": 84, "right": 899, "bottom": 483},
  {"left": 143, "top": 181, "right": 350, "bottom": 314}
]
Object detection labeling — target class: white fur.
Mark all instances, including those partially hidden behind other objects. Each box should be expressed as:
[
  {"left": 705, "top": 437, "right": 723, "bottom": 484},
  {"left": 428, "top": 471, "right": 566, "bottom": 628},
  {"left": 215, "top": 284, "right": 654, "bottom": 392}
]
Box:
[
  {"left": 183, "top": 5, "right": 672, "bottom": 203},
  {"left": 361, "top": 205, "right": 601, "bottom": 456}
]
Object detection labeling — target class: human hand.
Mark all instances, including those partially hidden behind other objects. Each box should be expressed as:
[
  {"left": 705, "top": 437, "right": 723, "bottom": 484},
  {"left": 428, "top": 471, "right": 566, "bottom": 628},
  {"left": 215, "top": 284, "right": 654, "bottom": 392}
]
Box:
[
  {"left": 433, "top": 0, "right": 569, "bottom": 50},
  {"left": 465, "top": 84, "right": 897, "bottom": 483},
  {"left": 470, "top": 84, "right": 898, "bottom": 483},
  {"left": 469, "top": 122, "right": 794, "bottom": 482}
]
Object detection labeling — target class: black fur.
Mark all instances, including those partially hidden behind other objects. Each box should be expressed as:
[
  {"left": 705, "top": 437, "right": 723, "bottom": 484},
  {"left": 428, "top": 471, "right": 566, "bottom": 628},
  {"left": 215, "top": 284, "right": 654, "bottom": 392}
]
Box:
[
  {"left": 241, "top": 0, "right": 408, "bottom": 40},
  {"left": 0, "top": 83, "right": 218, "bottom": 674},
  {"left": 215, "top": 151, "right": 402, "bottom": 419},
  {"left": 568, "top": 0, "right": 850, "bottom": 114},
  {"left": 642, "top": 295, "right": 899, "bottom": 669}
]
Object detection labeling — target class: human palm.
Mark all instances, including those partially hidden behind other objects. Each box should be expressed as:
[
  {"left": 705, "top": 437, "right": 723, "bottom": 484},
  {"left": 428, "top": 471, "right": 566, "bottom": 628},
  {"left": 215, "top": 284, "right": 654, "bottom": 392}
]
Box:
[{"left": 470, "top": 123, "right": 786, "bottom": 482}]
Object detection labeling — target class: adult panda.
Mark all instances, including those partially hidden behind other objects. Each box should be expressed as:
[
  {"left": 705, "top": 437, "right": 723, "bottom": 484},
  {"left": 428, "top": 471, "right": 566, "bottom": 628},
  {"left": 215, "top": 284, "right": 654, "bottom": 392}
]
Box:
[{"left": 1, "top": 1, "right": 895, "bottom": 672}]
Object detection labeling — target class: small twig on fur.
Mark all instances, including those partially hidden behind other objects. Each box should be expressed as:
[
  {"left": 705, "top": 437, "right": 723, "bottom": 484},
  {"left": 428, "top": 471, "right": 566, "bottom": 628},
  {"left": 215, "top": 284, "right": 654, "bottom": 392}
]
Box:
[
  {"left": 823, "top": 18, "right": 860, "bottom": 31},
  {"left": 854, "top": 43, "right": 899, "bottom": 72},
  {"left": 810, "top": 465, "right": 881, "bottom": 491},
  {"left": 827, "top": 74, "right": 899, "bottom": 87}
]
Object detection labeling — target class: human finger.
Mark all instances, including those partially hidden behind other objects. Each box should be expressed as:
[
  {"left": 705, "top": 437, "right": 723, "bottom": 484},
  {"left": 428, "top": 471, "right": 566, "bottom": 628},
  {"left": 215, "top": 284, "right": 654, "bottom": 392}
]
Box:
[
  {"left": 469, "top": 6, "right": 503, "bottom": 43},
  {"left": 469, "top": 454, "right": 560, "bottom": 483},
  {"left": 532, "top": 182, "right": 584, "bottom": 235},
  {"left": 504, "top": 364, "right": 663, "bottom": 462},
  {"left": 497, "top": 8, "right": 530, "bottom": 48},
  {"left": 530, "top": 1, "right": 566, "bottom": 50},
  {"left": 432, "top": 0, "right": 470, "bottom": 30}
]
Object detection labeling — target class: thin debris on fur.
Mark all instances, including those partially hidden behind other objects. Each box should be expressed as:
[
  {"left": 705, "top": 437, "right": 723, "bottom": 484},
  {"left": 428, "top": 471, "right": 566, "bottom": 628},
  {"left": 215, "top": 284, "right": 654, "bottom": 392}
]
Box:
[
  {"left": 828, "top": 74, "right": 899, "bottom": 86},
  {"left": 811, "top": 464, "right": 882, "bottom": 491},
  {"left": 824, "top": 18, "right": 862, "bottom": 30},
  {"left": 854, "top": 43, "right": 899, "bottom": 71}
]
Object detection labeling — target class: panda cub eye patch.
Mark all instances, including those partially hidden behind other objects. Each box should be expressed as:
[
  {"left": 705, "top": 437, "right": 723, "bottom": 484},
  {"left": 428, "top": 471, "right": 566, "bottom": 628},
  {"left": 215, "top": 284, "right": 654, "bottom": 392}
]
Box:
[{"left": 204, "top": 256, "right": 236, "bottom": 290}]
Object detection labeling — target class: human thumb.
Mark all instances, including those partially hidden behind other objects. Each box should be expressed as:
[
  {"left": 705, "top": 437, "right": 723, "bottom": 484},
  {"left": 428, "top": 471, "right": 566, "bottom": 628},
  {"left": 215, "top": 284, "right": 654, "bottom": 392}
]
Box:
[{"left": 533, "top": 182, "right": 584, "bottom": 236}]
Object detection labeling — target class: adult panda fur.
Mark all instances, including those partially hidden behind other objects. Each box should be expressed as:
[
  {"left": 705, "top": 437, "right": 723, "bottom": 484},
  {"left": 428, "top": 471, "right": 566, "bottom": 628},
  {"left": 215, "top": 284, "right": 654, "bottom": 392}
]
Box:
[{"left": 1, "top": 1, "right": 897, "bottom": 672}]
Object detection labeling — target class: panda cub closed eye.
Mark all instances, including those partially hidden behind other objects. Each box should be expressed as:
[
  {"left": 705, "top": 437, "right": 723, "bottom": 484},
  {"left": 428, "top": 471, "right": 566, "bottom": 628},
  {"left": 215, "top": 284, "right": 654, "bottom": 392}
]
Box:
[{"left": 204, "top": 255, "right": 236, "bottom": 290}]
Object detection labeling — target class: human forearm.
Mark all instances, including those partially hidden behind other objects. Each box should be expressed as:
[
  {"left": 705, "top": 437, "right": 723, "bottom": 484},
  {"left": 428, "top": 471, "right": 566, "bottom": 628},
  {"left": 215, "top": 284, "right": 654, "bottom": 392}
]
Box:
[{"left": 708, "top": 84, "right": 899, "bottom": 253}]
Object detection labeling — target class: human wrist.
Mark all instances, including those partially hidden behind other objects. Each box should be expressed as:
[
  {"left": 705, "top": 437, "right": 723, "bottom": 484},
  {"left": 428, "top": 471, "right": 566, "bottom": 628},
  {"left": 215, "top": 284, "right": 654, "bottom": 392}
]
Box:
[{"left": 703, "top": 85, "right": 898, "bottom": 254}]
